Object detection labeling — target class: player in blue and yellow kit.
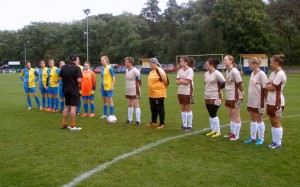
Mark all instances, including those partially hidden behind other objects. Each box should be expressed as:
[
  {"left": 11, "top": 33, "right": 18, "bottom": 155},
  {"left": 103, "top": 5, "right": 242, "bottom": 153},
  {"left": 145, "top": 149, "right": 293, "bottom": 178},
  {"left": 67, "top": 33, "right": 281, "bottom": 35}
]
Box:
[
  {"left": 46, "top": 59, "right": 60, "bottom": 112},
  {"left": 100, "top": 56, "right": 115, "bottom": 118},
  {"left": 58, "top": 61, "right": 65, "bottom": 112},
  {"left": 19, "top": 61, "right": 41, "bottom": 110},
  {"left": 38, "top": 60, "right": 50, "bottom": 110}
]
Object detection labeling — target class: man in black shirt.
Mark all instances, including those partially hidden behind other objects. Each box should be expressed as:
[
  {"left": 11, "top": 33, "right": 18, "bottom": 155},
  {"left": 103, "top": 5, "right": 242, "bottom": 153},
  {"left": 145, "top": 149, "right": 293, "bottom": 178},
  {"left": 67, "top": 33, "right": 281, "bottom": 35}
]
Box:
[{"left": 59, "top": 54, "right": 83, "bottom": 130}]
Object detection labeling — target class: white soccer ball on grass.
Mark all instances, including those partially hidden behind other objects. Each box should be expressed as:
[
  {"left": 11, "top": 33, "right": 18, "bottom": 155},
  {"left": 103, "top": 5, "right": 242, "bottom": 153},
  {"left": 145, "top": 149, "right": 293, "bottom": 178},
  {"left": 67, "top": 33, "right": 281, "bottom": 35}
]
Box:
[{"left": 107, "top": 115, "right": 117, "bottom": 124}]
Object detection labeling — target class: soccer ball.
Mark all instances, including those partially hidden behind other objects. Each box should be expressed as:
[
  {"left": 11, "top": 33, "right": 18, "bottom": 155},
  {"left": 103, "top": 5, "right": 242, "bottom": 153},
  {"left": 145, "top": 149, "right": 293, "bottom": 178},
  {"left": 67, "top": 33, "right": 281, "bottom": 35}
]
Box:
[{"left": 107, "top": 115, "right": 117, "bottom": 124}]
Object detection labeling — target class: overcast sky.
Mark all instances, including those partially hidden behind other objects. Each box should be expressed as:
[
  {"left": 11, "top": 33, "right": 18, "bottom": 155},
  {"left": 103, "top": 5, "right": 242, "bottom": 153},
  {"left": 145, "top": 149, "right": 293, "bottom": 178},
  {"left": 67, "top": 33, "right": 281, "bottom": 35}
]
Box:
[{"left": 0, "top": 0, "right": 191, "bottom": 31}]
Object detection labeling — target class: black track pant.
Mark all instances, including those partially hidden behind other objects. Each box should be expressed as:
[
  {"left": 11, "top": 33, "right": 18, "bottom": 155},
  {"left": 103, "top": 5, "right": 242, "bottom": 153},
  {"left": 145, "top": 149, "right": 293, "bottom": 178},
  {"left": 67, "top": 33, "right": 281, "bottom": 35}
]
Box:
[
  {"left": 149, "top": 97, "right": 165, "bottom": 125},
  {"left": 205, "top": 104, "right": 220, "bottom": 118}
]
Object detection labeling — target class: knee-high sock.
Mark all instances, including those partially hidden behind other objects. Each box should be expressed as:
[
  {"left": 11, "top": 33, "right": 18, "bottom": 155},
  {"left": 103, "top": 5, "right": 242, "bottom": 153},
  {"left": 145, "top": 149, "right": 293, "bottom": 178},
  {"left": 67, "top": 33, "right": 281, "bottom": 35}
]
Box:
[
  {"left": 135, "top": 108, "right": 141, "bottom": 122},
  {"left": 42, "top": 97, "right": 46, "bottom": 108},
  {"left": 182, "top": 112, "right": 187, "bottom": 127},
  {"left": 47, "top": 97, "right": 51, "bottom": 108},
  {"left": 55, "top": 98, "right": 59, "bottom": 110},
  {"left": 257, "top": 122, "right": 265, "bottom": 141},
  {"left": 60, "top": 101, "right": 64, "bottom": 111},
  {"left": 27, "top": 96, "right": 32, "bottom": 107},
  {"left": 209, "top": 117, "right": 213, "bottom": 131},
  {"left": 187, "top": 111, "right": 193, "bottom": 128},
  {"left": 84, "top": 103, "right": 88, "bottom": 114},
  {"left": 273, "top": 127, "right": 283, "bottom": 145},
  {"left": 103, "top": 105, "right": 108, "bottom": 116},
  {"left": 250, "top": 121, "right": 258, "bottom": 140},
  {"left": 230, "top": 121, "right": 235, "bottom": 134},
  {"left": 35, "top": 96, "right": 40, "bottom": 107},
  {"left": 90, "top": 103, "right": 95, "bottom": 113},
  {"left": 110, "top": 106, "right": 114, "bottom": 115},
  {"left": 234, "top": 122, "right": 241, "bottom": 137},
  {"left": 211, "top": 117, "right": 220, "bottom": 132},
  {"left": 51, "top": 98, "right": 55, "bottom": 109},
  {"left": 128, "top": 107, "right": 133, "bottom": 121}
]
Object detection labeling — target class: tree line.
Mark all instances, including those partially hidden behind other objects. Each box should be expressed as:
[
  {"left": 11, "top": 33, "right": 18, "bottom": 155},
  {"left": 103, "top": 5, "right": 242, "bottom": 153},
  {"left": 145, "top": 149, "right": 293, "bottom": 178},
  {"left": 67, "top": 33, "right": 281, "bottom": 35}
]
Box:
[{"left": 0, "top": 0, "right": 299, "bottom": 67}]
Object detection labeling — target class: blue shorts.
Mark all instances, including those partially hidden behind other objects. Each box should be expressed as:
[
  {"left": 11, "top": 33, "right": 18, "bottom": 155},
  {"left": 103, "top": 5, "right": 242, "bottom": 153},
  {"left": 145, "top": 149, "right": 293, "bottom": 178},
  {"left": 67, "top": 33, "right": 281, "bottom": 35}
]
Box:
[
  {"left": 24, "top": 87, "right": 37, "bottom": 93},
  {"left": 40, "top": 85, "right": 49, "bottom": 94},
  {"left": 59, "top": 86, "right": 64, "bottom": 98},
  {"left": 101, "top": 90, "right": 114, "bottom": 97},
  {"left": 82, "top": 96, "right": 95, "bottom": 100},
  {"left": 49, "top": 87, "right": 58, "bottom": 95}
]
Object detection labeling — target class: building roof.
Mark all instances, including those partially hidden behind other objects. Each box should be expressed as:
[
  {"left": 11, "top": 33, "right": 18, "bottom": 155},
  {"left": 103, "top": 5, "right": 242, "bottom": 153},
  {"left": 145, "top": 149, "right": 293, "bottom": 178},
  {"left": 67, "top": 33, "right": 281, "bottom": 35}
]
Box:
[{"left": 240, "top": 54, "right": 268, "bottom": 59}]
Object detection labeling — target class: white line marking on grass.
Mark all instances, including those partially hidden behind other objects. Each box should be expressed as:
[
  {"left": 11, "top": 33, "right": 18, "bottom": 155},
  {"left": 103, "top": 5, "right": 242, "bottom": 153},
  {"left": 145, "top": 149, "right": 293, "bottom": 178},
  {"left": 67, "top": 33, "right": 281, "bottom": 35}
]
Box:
[{"left": 63, "top": 114, "right": 300, "bottom": 187}]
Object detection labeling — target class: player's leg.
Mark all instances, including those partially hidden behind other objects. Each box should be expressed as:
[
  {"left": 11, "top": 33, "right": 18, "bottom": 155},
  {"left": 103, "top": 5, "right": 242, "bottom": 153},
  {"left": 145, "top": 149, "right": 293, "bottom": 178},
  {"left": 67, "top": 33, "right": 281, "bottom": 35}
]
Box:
[
  {"left": 210, "top": 105, "right": 221, "bottom": 137},
  {"left": 100, "top": 90, "right": 108, "bottom": 118},
  {"left": 146, "top": 98, "right": 158, "bottom": 126},
  {"left": 32, "top": 88, "right": 41, "bottom": 109},
  {"left": 82, "top": 96, "right": 89, "bottom": 117},
  {"left": 25, "top": 87, "right": 32, "bottom": 110},
  {"left": 132, "top": 97, "right": 141, "bottom": 125},
  {"left": 89, "top": 96, "right": 95, "bottom": 117},
  {"left": 231, "top": 107, "right": 241, "bottom": 140},
  {"left": 126, "top": 98, "right": 133, "bottom": 123},
  {"left": 186, "top": 102, "right": 193, "bottom": 131},
  {"left": 244, "top": 109, "right": 257, "bottom": 143},
  {"left": 108, "top": 90, "right": 114, "bottom": 116},
  {"left": 256, "top": 112, "right": 265, "bottom": 145},
  {"left": 156, "top": 98, "right": 165, "bottom": 129},
  {"left": 69, "top": 93, "right": 81, "bottom": 130}
]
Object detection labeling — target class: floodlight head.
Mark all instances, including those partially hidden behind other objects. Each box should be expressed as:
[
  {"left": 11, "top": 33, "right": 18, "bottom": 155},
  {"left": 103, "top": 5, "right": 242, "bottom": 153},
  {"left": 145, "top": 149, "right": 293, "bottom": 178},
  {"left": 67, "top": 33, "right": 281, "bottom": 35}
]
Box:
[{"left": 84, "top": 9, "right": 91, "bottom": 15}]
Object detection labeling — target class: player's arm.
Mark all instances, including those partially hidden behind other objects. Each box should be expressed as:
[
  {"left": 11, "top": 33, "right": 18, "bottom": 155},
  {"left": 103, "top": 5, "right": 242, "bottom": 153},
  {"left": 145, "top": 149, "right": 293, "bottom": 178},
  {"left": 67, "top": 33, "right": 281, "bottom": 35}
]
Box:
[
  {"left": 109, "top": 68, "right": 115, "bottom": 90},
  {"left": 135, "top": 70, "right": 142, "bottom": 86},
  {"left": 19, "top": 70, "right": 25, "bottom": 82},
  {"left": 34, "top": 70, "right": 39, "bottom": 82}
]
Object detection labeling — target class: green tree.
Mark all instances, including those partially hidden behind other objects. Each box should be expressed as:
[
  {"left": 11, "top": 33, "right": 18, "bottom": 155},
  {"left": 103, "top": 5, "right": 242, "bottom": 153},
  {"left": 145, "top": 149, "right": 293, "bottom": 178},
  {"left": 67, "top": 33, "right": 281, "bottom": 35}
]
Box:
[{"left": 213, "top": 0, "right": 270, "bottom": 56}]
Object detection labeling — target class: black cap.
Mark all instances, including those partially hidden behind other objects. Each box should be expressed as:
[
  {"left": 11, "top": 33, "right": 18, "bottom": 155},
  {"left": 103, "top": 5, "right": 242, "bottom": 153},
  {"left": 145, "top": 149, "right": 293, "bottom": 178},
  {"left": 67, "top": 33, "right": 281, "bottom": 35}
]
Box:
[{"left": 69, "top": 54, "right": 77, "bottom": 62}]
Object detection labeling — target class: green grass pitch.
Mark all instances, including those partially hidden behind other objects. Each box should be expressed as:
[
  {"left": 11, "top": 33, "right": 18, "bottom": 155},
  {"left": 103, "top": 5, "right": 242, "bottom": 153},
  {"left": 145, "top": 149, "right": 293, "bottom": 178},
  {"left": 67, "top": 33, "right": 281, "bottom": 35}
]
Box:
[{"left": 0, "top": 72, "right": 299, "bottom": 186}]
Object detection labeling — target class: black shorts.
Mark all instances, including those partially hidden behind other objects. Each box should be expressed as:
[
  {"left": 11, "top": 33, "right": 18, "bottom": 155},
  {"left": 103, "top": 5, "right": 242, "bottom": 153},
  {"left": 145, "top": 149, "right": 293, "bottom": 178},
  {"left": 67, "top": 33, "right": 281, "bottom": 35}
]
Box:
[{"left": 64, "top": 92, "right": 80, "bottom": 106}]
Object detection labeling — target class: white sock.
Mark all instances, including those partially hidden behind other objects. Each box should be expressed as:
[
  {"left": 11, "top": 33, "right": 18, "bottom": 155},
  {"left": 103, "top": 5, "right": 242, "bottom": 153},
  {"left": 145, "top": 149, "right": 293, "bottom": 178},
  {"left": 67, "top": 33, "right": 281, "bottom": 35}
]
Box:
[
  {"left": 187, "top": 111, "right": 193, "bottom": 128},
  {"left": 211, "top": 117, "right": 220, "bottom": 132},
  {"left": 182, "top": 112, "right": 187, "bottom": 127},
  {"left": 135, "top": 108, "right": 141, "bottom": 122},
  {"left": 257, "top": 121, "right": 265, "bottom": 141},
  {"left": 209, "top": 117, "right": 213, "bottom": 131},
  {"left": 230, "top": 121, "right": 235, "bottom": 134},
  {"left": 250, "top": 121, "right": 258, "bottom": 140},
  {"left": 274, "top": 127, "right": 283, "bottom": 145},
  {"left": 271, "top": 127, "right": 276, "bottom": 143},
  {"left": 128, "top": 107, "right": 133, "bottom": 121},
  {"left": 234, "top": 122, "right": 241, "bottom": 138}
]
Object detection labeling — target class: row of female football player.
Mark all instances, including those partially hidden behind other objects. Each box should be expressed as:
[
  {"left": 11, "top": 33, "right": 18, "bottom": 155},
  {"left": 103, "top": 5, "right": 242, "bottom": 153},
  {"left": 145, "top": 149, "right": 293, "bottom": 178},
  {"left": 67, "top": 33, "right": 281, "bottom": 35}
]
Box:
[{"left": 177, "top": 54, "right": 286, "bottom": 149}]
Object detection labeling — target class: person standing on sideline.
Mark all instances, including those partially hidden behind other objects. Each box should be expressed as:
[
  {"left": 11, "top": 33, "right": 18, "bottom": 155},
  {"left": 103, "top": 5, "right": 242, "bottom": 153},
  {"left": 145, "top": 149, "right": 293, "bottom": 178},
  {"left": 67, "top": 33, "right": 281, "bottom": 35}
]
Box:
[
  {"left": 204, "top": 58, "right": 225, "bottom": 137},
  {"left": 124, "top": 57, "right": 142, "bottom": 125},
  {"left": 244, "top": 58, "right": 269, "bottom": 145},
  {"left": 223, "top": 55, "right": 244, "bottom": 140},
  {"left": 75, "top": 57, "right": 83, "bottom": 114},
  {"left": 265, "top": 54, "right": 287, "bottom": 149},
  {"left": 59, "top": 54, "right": 83, "bottom": 130},
  {"left": 146, "top": 58, "right": 168, "bottom": 129},
  {"left": 19, "top": 61, "right": 41, "bottom": 110},
  {"left": 58, "top": 61, "right": 65, "bottom": 112},
  {"left": 100, "top": 56, "right": 115, "bottom": 118},
  {"left": 176, "top": 56, "right": 195, "bottom": 132},
  {"left": 38, "top": 60, "right": 50, "bottom": 110},
  {"left": 46, "top": 59, "right": 60, "bottom": 112},
  {"left": 81, "top": 61, "right": 96, "bottom": 117}
]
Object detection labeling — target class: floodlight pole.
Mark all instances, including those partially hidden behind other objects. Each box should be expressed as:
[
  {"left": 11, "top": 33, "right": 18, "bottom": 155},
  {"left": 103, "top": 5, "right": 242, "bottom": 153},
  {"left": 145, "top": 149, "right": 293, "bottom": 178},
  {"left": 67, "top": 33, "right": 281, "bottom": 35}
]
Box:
[{"left": 83, "top": 9, "right": 90, "bottom": 62}]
